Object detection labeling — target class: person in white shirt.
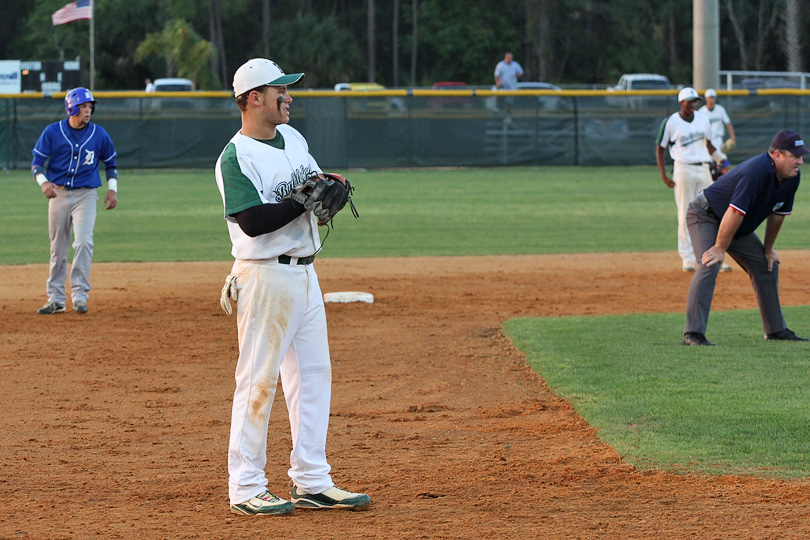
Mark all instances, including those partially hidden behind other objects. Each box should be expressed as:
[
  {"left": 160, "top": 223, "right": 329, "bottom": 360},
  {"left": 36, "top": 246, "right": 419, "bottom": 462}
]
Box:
[
  {"left": 493, "top": 52, "right": 523, "bottom": 90},
  {"left": 656, "top": 87, "right": 731, "bottom": 272},
  {"left": 699, "top": 88, "right": 736, "bottom": 154}
]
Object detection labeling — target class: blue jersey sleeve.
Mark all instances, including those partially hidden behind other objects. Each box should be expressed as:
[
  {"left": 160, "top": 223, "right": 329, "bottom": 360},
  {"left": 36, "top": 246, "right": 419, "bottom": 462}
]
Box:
[
  {"left": 97, "top": 127, "right": 118, "bottom": 177},
  {"left": 31, "top": 124, "right": 55, "bottom": 170}
]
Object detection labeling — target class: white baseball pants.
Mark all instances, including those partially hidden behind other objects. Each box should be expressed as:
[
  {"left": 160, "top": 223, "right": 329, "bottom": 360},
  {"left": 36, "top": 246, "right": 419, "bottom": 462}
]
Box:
[
  {"left": 227, "top": 259, "right": 333, "bottom": 505},
  {"left": 46, "top": 187, "right": 98, "bottom": 305},
  {"left": 673, "top": 162, "right": 712, "bottom": 266}
]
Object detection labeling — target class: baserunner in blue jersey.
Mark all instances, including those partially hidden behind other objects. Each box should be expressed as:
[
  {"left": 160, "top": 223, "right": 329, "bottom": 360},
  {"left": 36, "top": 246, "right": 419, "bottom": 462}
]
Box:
[
  {"left": 31, "top": 87, "right": 119, "bottom": 315},
  {"left": 682, "top": 130, "right": 809, "bottom": 346}
]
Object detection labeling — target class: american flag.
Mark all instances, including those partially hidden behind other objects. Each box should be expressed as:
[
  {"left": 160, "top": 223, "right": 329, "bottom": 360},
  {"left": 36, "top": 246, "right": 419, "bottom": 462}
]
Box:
[{"left": 52, "top": 0, "right": 93, "bottom": 25}]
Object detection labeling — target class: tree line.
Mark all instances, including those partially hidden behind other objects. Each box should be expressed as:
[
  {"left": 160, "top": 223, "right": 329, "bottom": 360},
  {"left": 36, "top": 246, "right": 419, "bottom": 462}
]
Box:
[{"left": 2, "top": 0, "right": 807, "bottom": 91}]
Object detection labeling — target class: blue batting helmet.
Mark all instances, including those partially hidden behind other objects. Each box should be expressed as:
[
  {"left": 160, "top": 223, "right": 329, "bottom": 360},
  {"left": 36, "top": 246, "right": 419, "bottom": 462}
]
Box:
[{"left": 65, "top": 87, "right": 97, "bottom": 116}]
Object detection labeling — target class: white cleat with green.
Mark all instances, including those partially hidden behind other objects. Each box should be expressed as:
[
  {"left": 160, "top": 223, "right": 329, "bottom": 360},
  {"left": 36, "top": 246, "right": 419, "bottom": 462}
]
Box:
[
  {"left": 230, "top": 490, "right": 296, "bottom": 516},
  {"left": 290, "top": 485, "right": 371, "bottom": 510}
]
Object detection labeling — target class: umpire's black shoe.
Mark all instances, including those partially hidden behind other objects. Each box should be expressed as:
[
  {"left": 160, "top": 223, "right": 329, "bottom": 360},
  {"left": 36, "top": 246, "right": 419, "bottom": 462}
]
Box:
[
  {"left": 682, "top": 332, "right": 715, "bottom": 346},
  {"left": 765, "top": 328, "right": 810, "bottom": 341}
]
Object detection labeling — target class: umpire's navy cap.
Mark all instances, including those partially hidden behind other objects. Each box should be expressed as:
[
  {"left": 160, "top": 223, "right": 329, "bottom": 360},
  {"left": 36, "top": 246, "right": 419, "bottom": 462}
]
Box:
[
  {"left": 771, "top": 130, "right": 810, "bottom": 156},
  {"left": 233, "top": 58, "right": 304, "bottom": 96}
]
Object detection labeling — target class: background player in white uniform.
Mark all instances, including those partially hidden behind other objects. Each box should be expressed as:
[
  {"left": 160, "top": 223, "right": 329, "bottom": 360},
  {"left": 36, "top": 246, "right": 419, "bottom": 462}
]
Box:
[
  {"left": 656, "top": 87, "right": 730, "bottom": 272},
  {"left": 699, "top": 88, "right": 736, "bottom": 154},
  {"left": 215, "top": 58, "right": 370, "bottom": 516}
]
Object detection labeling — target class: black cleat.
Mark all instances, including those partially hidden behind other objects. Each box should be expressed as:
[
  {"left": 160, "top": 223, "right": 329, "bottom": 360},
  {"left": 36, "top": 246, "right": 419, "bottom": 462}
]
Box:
[
  {"left": 682, "top": 332, "right": 715, "bottom": 346},
  {"left": 765, "top": 328, "right": 810, "bottom": 341}
]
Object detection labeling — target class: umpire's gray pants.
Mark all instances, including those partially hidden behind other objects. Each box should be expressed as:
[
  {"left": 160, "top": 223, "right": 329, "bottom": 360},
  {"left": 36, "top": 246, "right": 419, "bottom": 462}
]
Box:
[
  {"left": 684, "top": 200, "right": 786, "bottom": 336},
  {"left": 47, "top": 187, "right": 97, "bottom": 305}
]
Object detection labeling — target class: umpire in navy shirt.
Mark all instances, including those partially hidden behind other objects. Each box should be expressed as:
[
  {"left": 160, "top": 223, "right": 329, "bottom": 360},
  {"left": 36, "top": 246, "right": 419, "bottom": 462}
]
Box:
[{"left": 683, "top": 130, "right": 809, "bottom": 346}]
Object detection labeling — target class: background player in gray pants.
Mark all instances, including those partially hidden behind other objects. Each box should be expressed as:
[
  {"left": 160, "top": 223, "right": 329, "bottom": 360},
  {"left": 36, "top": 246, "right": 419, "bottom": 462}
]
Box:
[
  {"left": 31, "top": 87, "right": 119, "bottom": 315},
  {"left": 682, "top": 130, "right": 809, "bottom": 346}
]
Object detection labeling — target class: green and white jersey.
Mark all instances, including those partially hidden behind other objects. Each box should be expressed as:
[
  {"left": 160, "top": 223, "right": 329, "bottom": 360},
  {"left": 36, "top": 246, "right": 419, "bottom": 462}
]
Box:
[
  {"left": 698, "top": 103, "right": 731, "bottom": 140},
  {"left": 215, "top": 124, "right": 321, "bottom": 260},
  {"left": 656, "top": 110, "right": 713, "bottom": 164}
]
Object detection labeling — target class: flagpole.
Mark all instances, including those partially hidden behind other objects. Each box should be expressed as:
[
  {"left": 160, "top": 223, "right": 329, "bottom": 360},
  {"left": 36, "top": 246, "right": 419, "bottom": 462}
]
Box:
[{"left": 89, "top": 0, "right": 95, "bottom": 90}]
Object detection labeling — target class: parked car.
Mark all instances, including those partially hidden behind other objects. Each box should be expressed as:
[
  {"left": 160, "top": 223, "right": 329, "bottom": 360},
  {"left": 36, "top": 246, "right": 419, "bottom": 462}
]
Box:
[
  {"left": 429, "top": 81, "right": 474, "bottom": 109},
  {"left": 606, "top": 73, "right": 672, "bottom": 109},
  {"left": 516, "top": 81, "right": 560, "bottom": 91},
  {"left": 152, "top": 78, "right": 194, "bottom": 91},
  {"left": 484, "top": 81, "right": 562, "bottom": 112},
  {"left": 333, "top": 82, "right": 404, "bottom": 111},
  {"left": 146, "top": 78, "right": 196, "bottom": 111},
  {"left": 431, "top": 81, "right": 469, "bottom": 90},
  {"left": 738, "top": 77, "right": 802, "bottom": 112},
  {"left": 607, "top": 73, "right": 672, "bottom": 91},
  {"left": 334, "top": 82, "right": 386, "bottom": 91},
  {"left": 515, "top": 81, "right": 562, "bottom": 110},
  {"left": 739, "top": 77, "right": 801, "bottom": 90}
]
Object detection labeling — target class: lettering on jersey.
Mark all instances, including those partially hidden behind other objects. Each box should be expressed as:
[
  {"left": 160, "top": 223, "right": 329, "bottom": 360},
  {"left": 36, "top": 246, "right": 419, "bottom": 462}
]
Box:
[
  {"left": 82, "top": 150, "right": 95, "bottom": 166},
  {"left": 677, "top": 132, "right": 705, "bottom": 147},
  {"left": 273, "top": 165, "right": 314, "bottom": 202}
]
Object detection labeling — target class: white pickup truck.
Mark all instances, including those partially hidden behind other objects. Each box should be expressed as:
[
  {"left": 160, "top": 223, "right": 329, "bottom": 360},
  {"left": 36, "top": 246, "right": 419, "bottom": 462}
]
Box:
[{"left": 606, "top": 73, "right": 673, "bottom": 109}]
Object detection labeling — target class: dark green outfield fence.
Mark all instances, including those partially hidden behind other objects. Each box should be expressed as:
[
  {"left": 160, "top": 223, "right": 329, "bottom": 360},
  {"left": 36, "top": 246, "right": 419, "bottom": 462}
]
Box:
[{"left": 1, "top": 89, "right": 808, "bottom": 170}]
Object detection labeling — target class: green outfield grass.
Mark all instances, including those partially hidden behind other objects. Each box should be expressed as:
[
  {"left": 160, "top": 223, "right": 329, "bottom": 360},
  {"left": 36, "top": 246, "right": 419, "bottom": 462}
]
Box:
[
  {"left": 504, "top": 307, "right": 810, "bottom": 478},
  {"left": 3, "top": 165, "right": 810, "bottom": 264}
]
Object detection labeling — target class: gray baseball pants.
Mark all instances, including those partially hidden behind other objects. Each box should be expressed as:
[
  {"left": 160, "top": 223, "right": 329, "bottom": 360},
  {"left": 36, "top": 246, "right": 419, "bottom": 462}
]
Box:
[
  {"left": 46, "top": 187, "right": 98, "bottom": 305},
  {"left": 684, "top": 199, "right": 786, "bottom": 336}
]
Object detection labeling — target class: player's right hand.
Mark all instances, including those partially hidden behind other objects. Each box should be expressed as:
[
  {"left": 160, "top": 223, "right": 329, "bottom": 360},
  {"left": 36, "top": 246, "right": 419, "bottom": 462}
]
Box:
[{"left": 662, "top": 176, "right": 675, "bottom": 188}]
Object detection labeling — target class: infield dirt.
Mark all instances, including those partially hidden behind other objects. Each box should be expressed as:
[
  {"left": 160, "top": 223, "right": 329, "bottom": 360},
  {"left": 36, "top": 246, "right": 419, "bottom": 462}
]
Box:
[{"left": 2, "top": 252, "right": 810, "bottom": 539}]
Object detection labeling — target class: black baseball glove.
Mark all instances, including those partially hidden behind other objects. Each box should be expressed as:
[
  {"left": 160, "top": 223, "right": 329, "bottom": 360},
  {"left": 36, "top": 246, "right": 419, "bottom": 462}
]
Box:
[
  {"left": 709, "top": 162, "right": 729, "bottom": 182},
  {"left": 284, "top": 172, "right": 358, "bottom": 226}
]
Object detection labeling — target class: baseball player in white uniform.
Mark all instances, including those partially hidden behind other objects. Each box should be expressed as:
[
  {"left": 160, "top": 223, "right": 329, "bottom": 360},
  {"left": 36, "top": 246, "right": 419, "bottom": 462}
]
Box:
[
  {"left": 215, "top": 58, "right": 370, "bottom": 516},
  {"left": 656, "top": 87, "right": 730, "bottom": 272},
  {"left": 699, "top": 88, "right": 736, "bottom": 154}
]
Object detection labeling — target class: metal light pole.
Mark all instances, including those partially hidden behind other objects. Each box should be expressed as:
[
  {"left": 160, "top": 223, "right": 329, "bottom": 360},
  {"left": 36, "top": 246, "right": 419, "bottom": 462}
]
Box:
[{"left": 693, "top": 0, "right": 719, "bottom": 90}]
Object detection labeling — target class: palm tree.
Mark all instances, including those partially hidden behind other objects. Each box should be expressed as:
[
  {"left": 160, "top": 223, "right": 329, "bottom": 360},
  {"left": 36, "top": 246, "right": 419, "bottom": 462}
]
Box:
[{"left": 135, "top": 19, "right": 219, "bottom": 89}]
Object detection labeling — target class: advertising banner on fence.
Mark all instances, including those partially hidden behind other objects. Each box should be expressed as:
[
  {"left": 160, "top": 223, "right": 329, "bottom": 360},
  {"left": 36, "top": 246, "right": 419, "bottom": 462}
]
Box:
[{"left": 0, "top": 61, "right": 22, "bottom": 94}]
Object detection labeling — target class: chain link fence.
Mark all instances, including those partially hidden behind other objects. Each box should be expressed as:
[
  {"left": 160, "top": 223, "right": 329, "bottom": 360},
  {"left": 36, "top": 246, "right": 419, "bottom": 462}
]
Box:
[{"left": 2, "top": 89, "right": 808, "bottom": 171}]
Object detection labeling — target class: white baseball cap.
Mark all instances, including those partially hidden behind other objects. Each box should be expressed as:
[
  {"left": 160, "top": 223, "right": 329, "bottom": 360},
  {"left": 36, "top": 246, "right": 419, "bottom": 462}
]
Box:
[
  {"left": 705, "top": 88, "right": 717, "bottom": 98},
  {"left": 232, "top": 58, "right": 304, "bottom": 96},
  {"left": 678, "top": 87, "right": 702, "bottom": 102}
]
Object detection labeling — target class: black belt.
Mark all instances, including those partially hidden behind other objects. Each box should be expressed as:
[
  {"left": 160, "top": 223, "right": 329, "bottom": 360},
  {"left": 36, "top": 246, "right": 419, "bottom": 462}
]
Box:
[
  {"left": 277, "top": 254, "right": 316, "bottom": 265},
  {"left": 56, "top": 185, "right": 88, "bottom": 191},
  {"left": 684, "top": 162, "right": 709, "bottom": 166},
  {"left": 696, "top": 191, "right": 717, "bottom": 218}
]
